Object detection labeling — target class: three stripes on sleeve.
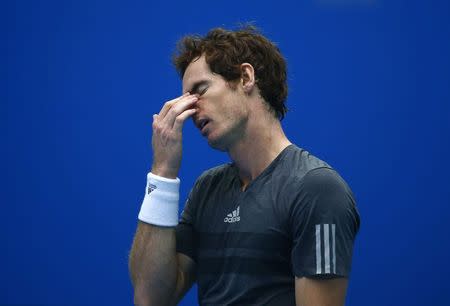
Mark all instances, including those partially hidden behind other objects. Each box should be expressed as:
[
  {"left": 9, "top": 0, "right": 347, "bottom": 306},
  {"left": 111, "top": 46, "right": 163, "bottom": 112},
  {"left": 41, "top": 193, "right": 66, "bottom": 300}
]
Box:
[{"left": 315, "top": 224, "right": 336, "bottom": 274}]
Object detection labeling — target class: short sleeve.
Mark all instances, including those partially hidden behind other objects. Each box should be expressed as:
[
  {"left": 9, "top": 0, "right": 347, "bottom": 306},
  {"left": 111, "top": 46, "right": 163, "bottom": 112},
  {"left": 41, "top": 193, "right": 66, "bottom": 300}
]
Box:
[
  {"left": 290, "top": 167, "right": 360, "bottom": 279},
  {"left": 175, "top": 183, "right": 199, "bottom": 262}
]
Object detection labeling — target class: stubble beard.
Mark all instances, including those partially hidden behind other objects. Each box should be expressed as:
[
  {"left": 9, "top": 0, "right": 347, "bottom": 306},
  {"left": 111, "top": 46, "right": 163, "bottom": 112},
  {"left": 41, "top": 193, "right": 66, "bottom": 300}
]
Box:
[{"left": 207, "top": 117, "right": 248, "bottom": 153}]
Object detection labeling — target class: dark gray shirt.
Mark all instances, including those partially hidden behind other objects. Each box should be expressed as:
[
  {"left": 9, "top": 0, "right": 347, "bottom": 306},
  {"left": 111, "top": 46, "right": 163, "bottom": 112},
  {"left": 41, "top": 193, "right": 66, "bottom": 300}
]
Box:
[{"left": 176, "top": 144, "right": 360, "bottom": 305}]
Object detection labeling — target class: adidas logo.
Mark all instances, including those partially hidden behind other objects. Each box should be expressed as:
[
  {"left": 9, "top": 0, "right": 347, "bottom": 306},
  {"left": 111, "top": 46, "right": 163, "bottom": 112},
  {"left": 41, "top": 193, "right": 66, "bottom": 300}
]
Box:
[
  {"left": 224, "top": 206, "right": 240, "bottom": 223},
  {"left": 147, "top": 183, "right": 156, "bottom": 195}
]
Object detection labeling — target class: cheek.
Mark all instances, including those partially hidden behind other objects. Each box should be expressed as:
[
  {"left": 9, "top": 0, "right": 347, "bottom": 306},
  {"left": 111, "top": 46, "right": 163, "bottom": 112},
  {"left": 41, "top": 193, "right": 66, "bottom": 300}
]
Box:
[
  {"left": 228, "top": 97, "right": 248, "bottom": 118},
  {"left": 208, "top": 90, "right": 244, "bottom": 121}
]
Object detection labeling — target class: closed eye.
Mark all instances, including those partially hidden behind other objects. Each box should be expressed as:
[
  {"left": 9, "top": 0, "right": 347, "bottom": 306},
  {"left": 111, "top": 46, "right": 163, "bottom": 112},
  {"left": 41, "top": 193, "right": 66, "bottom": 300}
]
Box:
[
  {"left": 199, "top": 86, "right": 208, "bottom": 96},
  {"left": 190, "top": 80, "right": 210, "bottom": 96}
]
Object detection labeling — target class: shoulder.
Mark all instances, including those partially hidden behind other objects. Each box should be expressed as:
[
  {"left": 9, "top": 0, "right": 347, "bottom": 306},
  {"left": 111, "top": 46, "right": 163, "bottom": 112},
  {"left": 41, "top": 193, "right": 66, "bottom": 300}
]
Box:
[
  {"left": 278, "top": 145, "right": 332, "bottom": 182},
  {"left": 278, "top": 147, "right": 358, "bottom": 221},
  {"left": 300, "top": 167, "right": 353, "bottom": 197},
  {"left": 195, "top": 163, "right": 233, "bottom": 184},
  {"left": 189, "top": 163, "right": 235, "bottom": 196},
  {"left": 292, "top": 167, "right": 359, "bottom": 230}
]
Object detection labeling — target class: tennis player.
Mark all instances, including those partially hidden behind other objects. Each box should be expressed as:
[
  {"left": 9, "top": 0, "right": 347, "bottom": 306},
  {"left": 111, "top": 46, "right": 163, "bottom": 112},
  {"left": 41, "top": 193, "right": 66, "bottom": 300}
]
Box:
[{"left": 129, "top": 26, "right": 360, "bottom": 306}]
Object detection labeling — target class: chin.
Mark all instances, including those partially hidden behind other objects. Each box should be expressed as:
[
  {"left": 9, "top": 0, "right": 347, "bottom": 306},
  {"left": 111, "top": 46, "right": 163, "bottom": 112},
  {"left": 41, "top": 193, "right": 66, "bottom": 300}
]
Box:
[
  {"left": 206, "top": 124, "right": 243, "bottom": 152},
  {"left": 207, "top": 138, "right": 228, "bottom": 152},
  {"left": 206, "top": 133, "right": 230, "bottom": 152}
]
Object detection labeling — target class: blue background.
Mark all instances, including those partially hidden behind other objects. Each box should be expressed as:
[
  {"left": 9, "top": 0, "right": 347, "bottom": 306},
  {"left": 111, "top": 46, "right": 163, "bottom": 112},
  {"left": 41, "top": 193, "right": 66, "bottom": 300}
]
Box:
[{"left": 3, "top": 0, "right": 450, "bottom": 305}]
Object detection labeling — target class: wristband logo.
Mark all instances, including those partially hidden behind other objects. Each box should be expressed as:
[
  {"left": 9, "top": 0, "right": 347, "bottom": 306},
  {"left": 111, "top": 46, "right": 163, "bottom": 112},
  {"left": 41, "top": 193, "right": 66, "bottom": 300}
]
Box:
[{"left": 147, "top": 184, "right": 157, "bottom": 195}]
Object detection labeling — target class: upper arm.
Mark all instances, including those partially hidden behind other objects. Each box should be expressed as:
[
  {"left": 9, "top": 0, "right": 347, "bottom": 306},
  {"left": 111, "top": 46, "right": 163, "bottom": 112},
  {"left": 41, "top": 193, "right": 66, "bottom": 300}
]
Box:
[
  {"left": 295, "top": 277, "right": 348, "bottom": 306},
  {"left": 290, "top": 168, "right": 360, "bottom": 279}
]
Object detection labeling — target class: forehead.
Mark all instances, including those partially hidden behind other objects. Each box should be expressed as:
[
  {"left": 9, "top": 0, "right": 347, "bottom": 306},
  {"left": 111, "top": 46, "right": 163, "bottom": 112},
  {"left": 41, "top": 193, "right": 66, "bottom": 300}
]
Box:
[{"left": 182, "top": 56, "right": 214, "bottom": 93}]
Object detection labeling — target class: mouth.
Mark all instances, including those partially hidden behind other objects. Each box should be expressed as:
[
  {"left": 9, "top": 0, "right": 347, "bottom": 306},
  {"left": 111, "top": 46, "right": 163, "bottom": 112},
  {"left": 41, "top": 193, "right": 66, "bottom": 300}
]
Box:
[{"left": 196, "top": 118, "right": 210, "bottom": 134}]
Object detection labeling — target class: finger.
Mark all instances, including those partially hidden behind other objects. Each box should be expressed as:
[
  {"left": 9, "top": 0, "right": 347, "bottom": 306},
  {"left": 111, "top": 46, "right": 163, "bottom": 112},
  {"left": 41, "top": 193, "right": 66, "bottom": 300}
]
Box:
[
  {"left": 159, "top": 92, "right": 190, "bottom": 118},
  {"left": 173, "top": 108, "right": 197, "bottom": 132},
  {"left": 162, "top": 95, "right": 198, "bottom": 128}
]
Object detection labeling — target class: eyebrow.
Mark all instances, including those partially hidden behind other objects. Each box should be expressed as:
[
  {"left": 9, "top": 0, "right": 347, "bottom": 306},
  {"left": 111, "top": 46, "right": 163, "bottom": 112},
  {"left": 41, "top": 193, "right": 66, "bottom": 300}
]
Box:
[{"left": 188, "top": 80, "right": 210, "bottom": 95}]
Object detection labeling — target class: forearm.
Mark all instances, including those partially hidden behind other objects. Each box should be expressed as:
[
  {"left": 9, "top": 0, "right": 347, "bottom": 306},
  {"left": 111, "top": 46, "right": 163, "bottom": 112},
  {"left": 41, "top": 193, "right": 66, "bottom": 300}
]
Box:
[
  {"left": 129, "top": 221, "right": 178, "bottom": 305},
  {"left": 129, "top": 92, "right": 198, "bottom": 305}
]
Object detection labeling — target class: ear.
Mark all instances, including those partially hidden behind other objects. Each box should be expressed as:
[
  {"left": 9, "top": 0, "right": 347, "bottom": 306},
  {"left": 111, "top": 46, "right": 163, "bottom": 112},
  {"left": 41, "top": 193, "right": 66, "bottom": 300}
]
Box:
[{"left": 240, "top": 63, "right": 256, "bottom": 94}]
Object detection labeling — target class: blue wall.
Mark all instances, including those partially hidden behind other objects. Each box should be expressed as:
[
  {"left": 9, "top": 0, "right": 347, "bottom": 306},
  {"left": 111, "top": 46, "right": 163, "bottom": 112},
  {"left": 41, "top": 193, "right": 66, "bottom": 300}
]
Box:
[{"left": 3, "top": 0, "right": 450, "bottom": 305}]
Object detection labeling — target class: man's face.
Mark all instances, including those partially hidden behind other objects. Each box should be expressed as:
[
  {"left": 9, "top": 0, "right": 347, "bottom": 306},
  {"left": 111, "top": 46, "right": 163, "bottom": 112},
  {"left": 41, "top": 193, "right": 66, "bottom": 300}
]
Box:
[{"left": 182, "top": 56, "right": 249, "bottom": 151}]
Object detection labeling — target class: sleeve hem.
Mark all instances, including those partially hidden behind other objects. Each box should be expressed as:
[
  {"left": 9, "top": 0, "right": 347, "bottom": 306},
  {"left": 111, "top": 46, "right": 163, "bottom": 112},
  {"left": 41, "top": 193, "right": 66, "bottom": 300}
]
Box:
[{"left": 294, "top": 272, "right": 348, "bottom": 279}]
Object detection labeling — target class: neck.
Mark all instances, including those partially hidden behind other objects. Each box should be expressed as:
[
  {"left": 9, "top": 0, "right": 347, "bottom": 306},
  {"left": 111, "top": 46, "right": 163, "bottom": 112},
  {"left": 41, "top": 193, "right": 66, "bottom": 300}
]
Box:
[{"left": 228, "top": 113, "right": 291, "bottom": 190}]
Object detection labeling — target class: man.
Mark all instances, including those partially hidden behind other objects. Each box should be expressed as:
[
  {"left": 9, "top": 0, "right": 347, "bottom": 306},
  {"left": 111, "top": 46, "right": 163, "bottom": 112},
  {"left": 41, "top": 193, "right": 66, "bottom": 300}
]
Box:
[{"left": 129, "top": 26, "right": 360, "bottom": 306}]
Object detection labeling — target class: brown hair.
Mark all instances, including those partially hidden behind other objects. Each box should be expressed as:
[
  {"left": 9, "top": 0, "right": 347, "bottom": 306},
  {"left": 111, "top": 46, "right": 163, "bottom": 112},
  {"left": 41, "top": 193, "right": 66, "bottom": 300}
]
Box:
[{"left": 173, "top": 25, "right": 288, "bottom": 120}]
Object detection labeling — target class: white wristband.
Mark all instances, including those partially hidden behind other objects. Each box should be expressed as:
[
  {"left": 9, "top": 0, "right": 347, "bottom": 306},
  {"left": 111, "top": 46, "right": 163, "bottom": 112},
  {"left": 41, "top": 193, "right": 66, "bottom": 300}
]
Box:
[{"left": 138, "top": 172, "right": 180, "bottom": 227}]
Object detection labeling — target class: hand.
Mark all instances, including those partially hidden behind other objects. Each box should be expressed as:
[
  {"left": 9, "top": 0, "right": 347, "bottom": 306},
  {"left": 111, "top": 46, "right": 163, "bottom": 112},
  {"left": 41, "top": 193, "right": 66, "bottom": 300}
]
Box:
[{"left": 151, "top": 93, "right": 198, "bottom": 179}]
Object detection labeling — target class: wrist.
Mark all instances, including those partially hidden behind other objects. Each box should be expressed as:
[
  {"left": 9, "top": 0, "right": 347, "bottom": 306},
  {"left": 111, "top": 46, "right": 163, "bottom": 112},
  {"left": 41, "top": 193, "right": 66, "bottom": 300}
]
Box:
[
  {"left": 151, "top": 165, "right": 179, "bottom": 179},
  {"left": 138, "top": 172, "right": 180, "bottom": 227}
]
